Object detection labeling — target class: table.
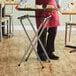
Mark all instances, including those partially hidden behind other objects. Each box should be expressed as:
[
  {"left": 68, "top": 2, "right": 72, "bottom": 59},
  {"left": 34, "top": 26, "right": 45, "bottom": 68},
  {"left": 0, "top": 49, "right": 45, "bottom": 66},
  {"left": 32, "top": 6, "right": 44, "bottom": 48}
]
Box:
[
  {"left": 18, "top": 7, "right": 59, "bottom": 11},
  {"left": 60, "top": 9, "right": 76, "bottom": 53},
  {"left": 5, "top": 1, "right": 19, "bottom": 36},
  {"left": 0, "top": 1, "right": 19, "bottom": 36},
  {"left": 4, "top": 2, "right": 18, "bottom": 5},
  {"left": 60, "top": 10, "right": 76, "bottom": 15},
  {"left": 18, "top": 8, "right": 59, "bottom": 68}
]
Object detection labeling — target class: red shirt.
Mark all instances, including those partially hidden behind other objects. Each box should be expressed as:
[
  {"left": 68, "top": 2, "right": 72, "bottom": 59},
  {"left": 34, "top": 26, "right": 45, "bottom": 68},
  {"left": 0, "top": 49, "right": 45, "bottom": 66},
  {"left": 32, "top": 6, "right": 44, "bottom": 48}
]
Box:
[{"left": 35, "top": 0, "right": 60, "bottom": 29}]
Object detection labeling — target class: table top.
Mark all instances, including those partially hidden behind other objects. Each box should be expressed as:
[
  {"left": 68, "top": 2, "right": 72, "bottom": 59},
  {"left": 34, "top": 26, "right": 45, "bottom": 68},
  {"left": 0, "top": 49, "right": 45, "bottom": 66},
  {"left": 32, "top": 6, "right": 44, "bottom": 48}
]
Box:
[
  {"left": 5, "top": 1, "right": 19, "bottom": 5},
  {"left": 0, "top": 1, "right": 19, "bottom": 5},
  {"left": 5, "top": 2, "right": 18, "bottom": 5},
  {"left": 18, "top": 8, "right": 59, "bottom": 11},
  {"left": 60, "top": 10, "right": 76, "bottom": 15}
]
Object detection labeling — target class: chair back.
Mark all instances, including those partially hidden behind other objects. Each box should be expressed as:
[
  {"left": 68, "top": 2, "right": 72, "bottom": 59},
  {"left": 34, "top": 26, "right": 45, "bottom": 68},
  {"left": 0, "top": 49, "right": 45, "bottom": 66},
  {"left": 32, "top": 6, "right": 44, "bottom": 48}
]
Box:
[
  {"left": 0, "top": 3, "right": 2, "bottom": 19},
  {"left": 0, "top": 3, "right": 2, "bottom": 41}
]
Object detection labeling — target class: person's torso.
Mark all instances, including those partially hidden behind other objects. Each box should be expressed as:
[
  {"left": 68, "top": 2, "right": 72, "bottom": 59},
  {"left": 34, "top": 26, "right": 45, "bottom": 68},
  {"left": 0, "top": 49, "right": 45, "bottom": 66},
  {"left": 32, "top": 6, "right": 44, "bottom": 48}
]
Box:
[{"left": 36, "top": 0, "right": 56, "bottom": 8}]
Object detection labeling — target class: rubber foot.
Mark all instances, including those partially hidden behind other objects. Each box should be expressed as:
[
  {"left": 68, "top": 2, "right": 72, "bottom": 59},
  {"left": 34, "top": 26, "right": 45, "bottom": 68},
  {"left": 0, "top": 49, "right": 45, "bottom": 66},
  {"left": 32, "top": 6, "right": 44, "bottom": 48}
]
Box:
[
  {"left": 25, "top": 59, "right": 27, "bottom": 61},
  {"left": 18, "top": 64, "right": 20, "bottom": 66},
  {"left": 42, "top": 66, "right": 44, "bottom": 69},
  {"left": 48, "top": 60, "right": 50, "bottom": 63}
]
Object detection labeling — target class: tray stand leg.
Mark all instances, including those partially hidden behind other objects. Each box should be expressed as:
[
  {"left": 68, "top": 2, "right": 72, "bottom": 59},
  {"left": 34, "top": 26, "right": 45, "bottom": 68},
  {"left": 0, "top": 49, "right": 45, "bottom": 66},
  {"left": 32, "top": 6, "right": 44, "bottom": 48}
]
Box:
[
  {"left": 18, "top": 18, "right": 44, "bottom": 68},
  {"left": 25, "top": 16, "right": 51, "bottom": 62},
  {"left": 18, "top": 15, "right": 51, "bottom": 68}
]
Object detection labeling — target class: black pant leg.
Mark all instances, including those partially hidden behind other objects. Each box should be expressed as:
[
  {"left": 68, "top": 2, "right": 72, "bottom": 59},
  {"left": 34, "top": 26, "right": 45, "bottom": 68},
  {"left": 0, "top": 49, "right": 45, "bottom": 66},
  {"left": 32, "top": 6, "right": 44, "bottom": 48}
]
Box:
[
  {"left": 47, "top": 27, "right": 57, "bottom": 54},
  {"left": 37, "top": 28, "right": 47, "bottom": 54}
]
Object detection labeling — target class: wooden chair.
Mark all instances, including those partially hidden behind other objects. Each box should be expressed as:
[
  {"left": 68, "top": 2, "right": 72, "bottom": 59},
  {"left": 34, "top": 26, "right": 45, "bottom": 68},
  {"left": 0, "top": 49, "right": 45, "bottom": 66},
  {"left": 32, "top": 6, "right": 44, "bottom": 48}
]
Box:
[
  {"left": 0, "top": 3, "right": 9, "bottom": 41},
  {"left": 65, "top": 21, "right": 76, "bottom": 45},
  {"left": 5, "top": 13, "right": 14, "bottom": 35}
]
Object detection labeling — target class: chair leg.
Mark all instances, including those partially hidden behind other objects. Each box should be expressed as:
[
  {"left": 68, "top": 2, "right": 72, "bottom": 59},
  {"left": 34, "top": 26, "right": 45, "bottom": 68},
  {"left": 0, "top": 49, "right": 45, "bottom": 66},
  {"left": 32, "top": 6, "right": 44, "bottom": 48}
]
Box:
[
  {"left": 65, "top": 24, "right": 67, "bottom": 45},
  {"left": 9, "top": 16, "right": 12, "bottom": 34},
  {"left": 7, "top": 20, "right": 9, "bottom": 37},
  {"left": 11, "top": 16, "right": 14, "bottom": 33},
  {"left": 0, "top": 27, "right": 3, "bottom": 42},
  {"left": 69, "top": 25, "right": 72, "bottom": 42}
]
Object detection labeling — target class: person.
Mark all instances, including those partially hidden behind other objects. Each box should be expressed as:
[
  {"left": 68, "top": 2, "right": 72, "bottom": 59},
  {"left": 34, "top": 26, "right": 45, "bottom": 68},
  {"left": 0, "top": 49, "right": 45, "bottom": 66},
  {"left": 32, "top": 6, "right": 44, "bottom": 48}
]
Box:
[{"left": 16, "top": 0, "right": 61, "bottom": 61}]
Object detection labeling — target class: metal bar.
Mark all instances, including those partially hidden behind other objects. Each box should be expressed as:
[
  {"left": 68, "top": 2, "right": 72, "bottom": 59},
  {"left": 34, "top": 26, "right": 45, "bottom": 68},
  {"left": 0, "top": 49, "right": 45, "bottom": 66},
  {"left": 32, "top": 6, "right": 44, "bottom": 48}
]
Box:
[
  {"left": 18, "top": 19, "right": 44, "bottom": 68},
  {"left": 26, "top": 16, "right": 51, "bottom": 62},
  {"left": 18, "top": 16, "right": 46, "bottom": 62}
]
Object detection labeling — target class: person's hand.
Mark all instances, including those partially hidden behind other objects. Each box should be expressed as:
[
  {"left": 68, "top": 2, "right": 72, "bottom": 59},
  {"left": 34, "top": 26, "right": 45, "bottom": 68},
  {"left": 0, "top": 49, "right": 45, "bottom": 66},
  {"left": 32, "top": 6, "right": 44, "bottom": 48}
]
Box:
[
  {"left": 57, "top": 4, "right": 61, "bottom": 9},
  {"left": 15, "top": 4, "right": 21, "bottom": 10},
  {"left": 57, "top": 4, "right": 62, "bottom": 11}
]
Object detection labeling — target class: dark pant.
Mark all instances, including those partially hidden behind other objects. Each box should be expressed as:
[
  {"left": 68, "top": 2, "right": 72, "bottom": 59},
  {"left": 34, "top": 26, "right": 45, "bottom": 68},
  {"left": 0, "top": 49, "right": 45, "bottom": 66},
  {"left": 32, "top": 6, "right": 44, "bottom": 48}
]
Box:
[
  {"left": 37, "top": 27, "right": 57, "bottom": 55},
  {"left": 2, "top": 7, "right": 5, "bottom": 35}
]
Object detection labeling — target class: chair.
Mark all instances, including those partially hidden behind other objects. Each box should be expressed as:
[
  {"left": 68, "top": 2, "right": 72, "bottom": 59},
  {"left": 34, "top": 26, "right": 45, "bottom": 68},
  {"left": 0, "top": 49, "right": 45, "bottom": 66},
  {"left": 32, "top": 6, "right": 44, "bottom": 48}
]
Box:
[
  {"left": 5, "top": 13, "right": 14, "bottom": 35},
  {"left": 0, "top": 3, "right": 9, "bottom": 41},
  {"left": 65, "top": 21, "right": 76, "bottom": 45}
]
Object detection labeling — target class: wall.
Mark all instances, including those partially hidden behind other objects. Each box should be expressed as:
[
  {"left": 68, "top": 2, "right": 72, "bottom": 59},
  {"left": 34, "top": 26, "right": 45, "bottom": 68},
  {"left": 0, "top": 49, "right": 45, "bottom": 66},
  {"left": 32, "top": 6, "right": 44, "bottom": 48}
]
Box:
[
  {"left": 59, "top": 0, "right": 76, "bottom": 26},
  {"left": 1, "top": 0, "right": 76, "bottom": 26}
]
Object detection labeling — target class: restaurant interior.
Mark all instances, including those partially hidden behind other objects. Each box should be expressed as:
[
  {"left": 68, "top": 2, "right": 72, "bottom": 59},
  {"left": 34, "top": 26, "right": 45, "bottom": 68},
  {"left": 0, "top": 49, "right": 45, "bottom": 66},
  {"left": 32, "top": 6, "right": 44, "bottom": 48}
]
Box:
[{"left": 0, "top": 0, "right": 76, "bottom": 76}]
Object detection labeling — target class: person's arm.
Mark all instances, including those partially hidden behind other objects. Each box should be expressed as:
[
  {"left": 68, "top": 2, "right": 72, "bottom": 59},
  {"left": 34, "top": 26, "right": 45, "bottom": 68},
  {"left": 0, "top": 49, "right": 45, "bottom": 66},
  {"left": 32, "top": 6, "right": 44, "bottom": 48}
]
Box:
[
  {"left": 15, "top": 0, "right": 27, "bottom": 10},
  {"left": 19, "top": 0, "right": 27, "bottom": 6},
  {"left": 55, "top": 0, "right": 61, "bottom": 9}
]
